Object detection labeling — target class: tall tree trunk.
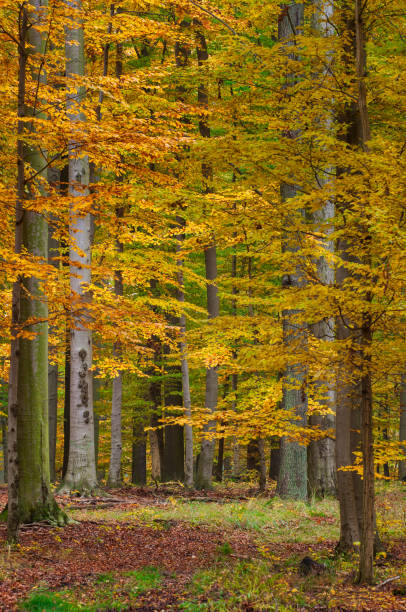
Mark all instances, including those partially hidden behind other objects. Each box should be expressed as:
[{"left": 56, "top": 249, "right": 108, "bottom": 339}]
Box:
[
  {"left": 6, "top": 2, "right": 67, "bottom": 541},
  {"left": 149, "top": 364, "right": 163, "bottom": 481},
  {"left": 308, "top": 253, "right": 336, "bottom": 497},
  {"left": 215, "top": 437, "right": 224, "bottom": 482},
  {"left": 162, "top": 361, "right": 185, "bottom": 482},
  {"left": 258, "top": 438, "right": 267, "bottom": 493},
  {"left": 62, "top": 319, "right": 70, "bottom": 479},
  {"left": 269, "top": 437, "right": 281, "bottom": 482},
  {"left": 195, "top": 22, "right": 219, "bottom": 490},
  {"left": 1, "top": 416, "right": 7, "bottom": 484},
  {"left": 176, "top": 216, "right": 194, "bottom": 488},
  {"left": 132, "top": 413, "right": 146, "bottom": 485},
  {"left": 231, "top": 245, "right": 240, "bottom": 480},
  {"left": 107, "top": 13, "right": 124, "bottom": 490},
  {"left": 334, "top": 0, "right": 375, "bottom": 583},
  {"left": 48, "top": 360, "right": 58, "bottom": 483},
  {"left": 354, "top": 0, "right": 374, "bottom": 583},
  {"left": 399, "top": 374, "right": 406, "bottom": 480},
  {"left": 47, "top": 188, "right": 59, "bottom": 483},
  {"left": 61, "top": 0, "right": 98, "bottom": 494},
  {"left": 276, "top": 2, "right": 308, "bottom": 501},
  {"left": 307, "top": 0, "right": 336, "bottom": 500}
]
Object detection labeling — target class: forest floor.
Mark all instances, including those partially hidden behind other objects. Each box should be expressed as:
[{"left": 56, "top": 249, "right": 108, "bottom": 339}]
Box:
[{"left": 0, "top": 482, "right": 405, "bottom": 611}]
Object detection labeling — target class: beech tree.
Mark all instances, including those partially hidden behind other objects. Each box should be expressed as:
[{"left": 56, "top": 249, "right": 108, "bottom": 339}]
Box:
[
  {"left": 60, "top": 0, "right": 98, "bottom": 494},
  {"left": 276, "top": 1, "right": 308, "bottom": 501},
  {"left": 195, "top": 20, "right": 220, "bottom": 490},
  {"left": 6, "top": 0, "right": 67, "bottom": 540}
]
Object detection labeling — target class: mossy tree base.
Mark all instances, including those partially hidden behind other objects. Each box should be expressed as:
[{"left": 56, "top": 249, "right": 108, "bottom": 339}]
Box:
[
  {"left": 58, "top": 480, "right": 107, "bottom": 497},
  {"left": 0, "top": 499, "right": 72, "bottom": 534}
]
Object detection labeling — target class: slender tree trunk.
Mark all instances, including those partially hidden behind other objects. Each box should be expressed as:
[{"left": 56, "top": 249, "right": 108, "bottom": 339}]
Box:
[
  {"left": 359, "top": 321, "right": 374, "bottom": 583},
  {"left": 308, "top": 271, "right": 336, "bottom": 497},
  {"left": 354, "top": 0, "right": 374, "bottom": 583},
  {"left": 215, "top": 437, "right": 224, "bottom": 482},
  {"left": 107, "top": 16, "right": 124, "bottom": 490},
  {"left": 149, "top": 429, "right": 161, "bottom": 482},
  {"left": 132, "top": 415, "right": 146, "bottom": 485},
  {"left": 399, "top": 374, "right": 406, "bottom": 480},
  {"left": 231, "top": 374, "right": 240, "bottom": 479},
  {"left": 258, "top": 438, "right": 267, "bottom": 493},
  {"left": 308, "top": 8, "right": 336, "bottom": 494},
  {"left": 269, "top": 437, "right": 281, "bottom": 482},
  {"left": 231, "top": 246, "right": 240, "bottom": 480},
  {"left": 62, "top": 319, "right": 70, "bottom": 479},
  {"left": 48, "top": 361, "right": 58, "bottom": 483},
  {"left": 176, "top": 217, "right": 194, "bottom": 488},
  {"left": 194, "top": 22, "right": 219, "bottom": 489},
  {"left": 276, "top": 3, "right": 307, "bottom": 501},
  {"left": 47, "top": 198, "right": 59, "bottom": 483},
  {"left": 1, "top": 417, "right": 7, "bottom": 484},
  {"left": 61, "top": 0, "right": 98, "bottom": 494},
  {"left": 162, "top": 361, "right": 185, "bottom": 482},
  {"left": 149, "top": 364, "right": 163, "bottom": 481},
  {"left": 334, "top": 0, "right": 375, "bottom": 583},
  {"left": 247, "top": 439, "right": 260, "bottom": 472}
]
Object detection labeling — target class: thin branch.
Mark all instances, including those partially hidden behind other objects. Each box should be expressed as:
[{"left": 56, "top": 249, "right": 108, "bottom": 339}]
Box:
[{"left": 188, "top": 0, "right": 237, "bottom": 35}]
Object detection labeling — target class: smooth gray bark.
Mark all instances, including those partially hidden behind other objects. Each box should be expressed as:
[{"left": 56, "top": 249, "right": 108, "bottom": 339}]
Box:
[
  {"left": 276, "top": 3, "right": 308, "bottom": 501},
  {"left": 307, "top": 0, "right": 336, "bottom": 499},
  {"left": 308, "top": 202, "right": 336, "bottom": 497},
  {"left": 176, "top": 217, "right": 194, "bottom": 488},
  {"left": 61, "top": 0, "right": 98, "bottom": 494},
  {"left": 107, "top": 23, "right": 124, "bottom": 490}
]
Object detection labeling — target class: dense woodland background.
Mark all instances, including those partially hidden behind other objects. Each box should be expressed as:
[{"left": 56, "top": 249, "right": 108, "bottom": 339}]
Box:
[{"left": 0, "top": 0, "right": 405, "bottom": 599}]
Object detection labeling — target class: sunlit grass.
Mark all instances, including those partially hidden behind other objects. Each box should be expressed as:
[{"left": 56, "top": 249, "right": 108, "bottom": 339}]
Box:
[{"left": 71, "top": 496, "right": 340, "bottom": 543}]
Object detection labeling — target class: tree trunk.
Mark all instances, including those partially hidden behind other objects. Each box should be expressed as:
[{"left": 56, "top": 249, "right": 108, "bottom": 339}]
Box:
[
  {"left": 107, "top": 27, "right": 124, "bottom": 490},
  {"left": 247, "top": 439, "right": 260, "bottom": 472},
  {"left": 354, "top": 0, "right": 374, "bottom": 583},
  {"left": 149, "top": 371, "right": 163, "bottom": 481},
  {"left": 149, "top": 429, "right": 161, "bottom": 482},
  {"left": 215, "top": 437, "right": 224, "bottom": 483},
  {"left": 48, "top": 361, "right": 58, "bottom": 484},
  {"left": 62, "top": 320, "right": 70, "bottom": 480},
  {"left": 231, "top": 246, "right": 240, "bottom": 480},
  {"left": 307, "top": 0, "right": 337, "bottom": 500},
  {"left": 194, "top": 22, "right": 219, "bottom": 490},
  {"left": 1, "top": 417, "right": 7, "bottom": 484},
  {"left": 6, "top": 2, "right": 67, "bottom": 540},
  {"left": 334, "top": 0, "right": 375, "bottom": 583},
  {"left": 132, "top": 417, "right": 146, "bottom": 485},
  {"left": 276, "top": 2, "right": 307, "bottom": 501},
  {"left": 47, "top": 198, "right": 59, "bottom": 484},
  {"left": 399, "top": 374, "right": 406, "bottom": 480},
  {"left": 269, "top": 437, "right": 281, "bottom": 482},
  {"left": 359, "top": 321, "right": 374, "bottom": 583},
  {"left": 308, "top": 279, "right": 336, "bottom": 497},
  {"left": 176, "top": 217, "right": 194, "bottom": 488},
  {"left": 163, "top": 364, "right": 184, "bottom": 482},
  {"left": 258, "top": 438, "right": 267, "bottom": 493},
  {"left": 61, "top": 0, "right": 98, "bottom": 494}
]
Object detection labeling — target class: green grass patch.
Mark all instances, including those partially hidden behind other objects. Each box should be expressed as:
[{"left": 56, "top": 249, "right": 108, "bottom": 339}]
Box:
[
  {"left": 180, "top": 560, "right": 308, "bottom": 611},
  {"left": 71, "top": 497, "right": 340, "bottom": 543},
  {"left": 20, "top": 566, "right": 164, "bottom": 612},
  {"left": 20, "top": 591, "right": 84, "bottom": 612},
  {"left": 123, "top": 565, "right": 163, "bottom": 592}
]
